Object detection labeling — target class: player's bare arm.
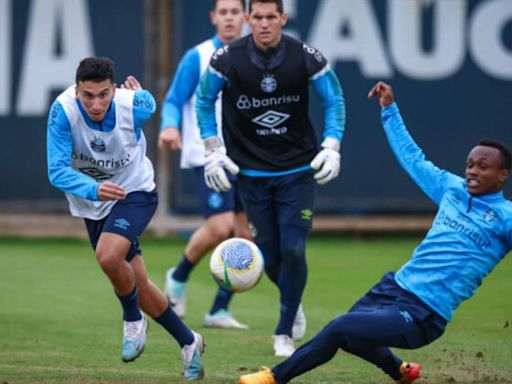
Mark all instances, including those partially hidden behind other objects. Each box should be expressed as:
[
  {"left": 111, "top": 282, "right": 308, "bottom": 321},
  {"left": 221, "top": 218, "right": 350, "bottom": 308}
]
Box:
[
  {"left": 158, "top": 127, "right": 182, "bottom": 151},
  {"left": 368, "top": 81, "right": 394, "bottom": 107},
  {"left": 120, "top": 75, "right": 141, "bottom": 91},
  {"left": 98, "top": 181, "right": 127, "bottom": 201}
]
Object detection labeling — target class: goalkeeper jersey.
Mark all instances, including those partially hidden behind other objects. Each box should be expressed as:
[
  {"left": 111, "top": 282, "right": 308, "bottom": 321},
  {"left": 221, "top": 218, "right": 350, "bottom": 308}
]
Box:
[{"left": 196, "top": 33, "right": 345, "bottom": 175}]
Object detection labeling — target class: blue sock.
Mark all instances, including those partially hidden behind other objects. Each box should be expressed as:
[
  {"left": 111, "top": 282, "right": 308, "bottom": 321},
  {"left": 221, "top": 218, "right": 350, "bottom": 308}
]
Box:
[
  {"left": 275, "top": 303, "right": 300, "bottom": 336},
  {"left": 154, "top": 305, "right": 194, "bottom": 347},
  {"left": 275, "top": 225, "right": 308, "bottom": 336},
  {"left": 172, "top": 254, "right": 196, "bottom": 282},
  {"left": 116, "top": 287, "right": 142, "bottom": 321},
  {"left": 209, "top": 287, "right": 233, "bottom": 315}
]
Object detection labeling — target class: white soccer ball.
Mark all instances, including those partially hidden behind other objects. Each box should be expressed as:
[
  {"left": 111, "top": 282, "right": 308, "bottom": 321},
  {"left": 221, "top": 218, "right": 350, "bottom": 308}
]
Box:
[{"left": 209, "top": 238, "right": 264, "bottom": 293}]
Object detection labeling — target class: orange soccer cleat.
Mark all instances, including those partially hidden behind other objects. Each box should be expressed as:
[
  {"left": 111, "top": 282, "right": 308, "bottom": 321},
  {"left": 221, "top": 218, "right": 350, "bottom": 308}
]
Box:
[
  {"left": 396, "top": 361, "right": 422, "bottom": 383},
  {"left": 239, "top": 366, "right": 276, "bottom": 384}
]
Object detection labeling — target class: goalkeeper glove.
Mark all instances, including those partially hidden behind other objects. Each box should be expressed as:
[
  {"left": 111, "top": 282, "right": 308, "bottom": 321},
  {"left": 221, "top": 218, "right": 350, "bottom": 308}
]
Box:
[
  {"left": 310, "top": 137, "right": 341, "bottom": 185},
  {"left": 204, "top": 137, "right": 239, "bottom": 192}
]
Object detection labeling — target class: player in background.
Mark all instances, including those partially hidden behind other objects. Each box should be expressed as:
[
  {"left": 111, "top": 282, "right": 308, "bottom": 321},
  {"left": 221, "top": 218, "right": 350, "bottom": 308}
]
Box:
[
  {"left": 196, "top": 0, "right": 346, "bottom": 356},
  {"left": 238, "top": 81, "right": 512, "bottom": 383},
  {"left": 159, "top": 0, "right": 251, "bottom": 329},
  {"left": 47, "top": 57, "right": 204, "bottom": 381}
]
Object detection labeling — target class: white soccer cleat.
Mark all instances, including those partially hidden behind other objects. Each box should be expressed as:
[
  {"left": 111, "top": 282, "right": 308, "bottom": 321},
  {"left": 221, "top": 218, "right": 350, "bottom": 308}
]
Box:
[
  {"left": 204, "top": 309, "right": 249, "bottom": 329},
  {"left": 292, "top": 304, "right": 306, "bottom": 341},
  {"left": 164, "top": 267, "right": 187, "bottom": 318},
  {"left": 273, "top": 334, "right": 295, "bottom": 357},
  {"left": 181, "top": 331, "right": 205, "bottom": 381},
  {"left": 121, "top": 316, "right": 148, "bottom": 362}
]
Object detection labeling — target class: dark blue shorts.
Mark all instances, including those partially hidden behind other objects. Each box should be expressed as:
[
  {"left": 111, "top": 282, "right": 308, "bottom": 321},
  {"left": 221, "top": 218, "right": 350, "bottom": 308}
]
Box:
[
  {"left": 238, "top": 171, "right": 315, "bottom": 235},
  {"left": 194, "top": 166, "right": 245, "bottom": 219},
  {"left": 349, "top": 271, "right": 447, "bottom": 347},
  {"left": 84, "top": 189, "right": 158, "bottom": 262}
]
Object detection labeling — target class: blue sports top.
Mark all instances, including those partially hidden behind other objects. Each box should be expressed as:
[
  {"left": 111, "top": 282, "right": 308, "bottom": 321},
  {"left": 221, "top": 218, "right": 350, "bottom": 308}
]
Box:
[
  {"left": 383, "top": 103, "right": 512, "bottom": 321},
  {"left": 47, "top": 89, "right": 156, "bottom": 201},
  {"left": 160, "top": 35, "right": 223, "bottom": 130}
]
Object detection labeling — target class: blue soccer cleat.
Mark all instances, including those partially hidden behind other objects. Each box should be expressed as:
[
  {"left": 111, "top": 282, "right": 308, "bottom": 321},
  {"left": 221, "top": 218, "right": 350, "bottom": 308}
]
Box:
[
  {"left": 204, "top": 309, "right": 249, "bottom": 329},
  {"left": 121, "top": 316, "right": 148, "bottom": 362},
  {"left": 181, "top": 331, "right": 205, "bottom": 381},
  {"left": 164, "top": 267, "right": 187, "bottom": 318}
]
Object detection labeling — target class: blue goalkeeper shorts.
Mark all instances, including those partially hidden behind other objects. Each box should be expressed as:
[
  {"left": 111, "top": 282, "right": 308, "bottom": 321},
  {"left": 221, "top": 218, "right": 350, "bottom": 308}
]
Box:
[{"left": 194, "top": 166, "right": 245, "bottom": 219}]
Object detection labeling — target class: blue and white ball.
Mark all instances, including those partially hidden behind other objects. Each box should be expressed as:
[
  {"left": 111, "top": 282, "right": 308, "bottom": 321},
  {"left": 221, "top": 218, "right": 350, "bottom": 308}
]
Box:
[{"left": 209, "top": 238, "right": 264, "bottom": 293}]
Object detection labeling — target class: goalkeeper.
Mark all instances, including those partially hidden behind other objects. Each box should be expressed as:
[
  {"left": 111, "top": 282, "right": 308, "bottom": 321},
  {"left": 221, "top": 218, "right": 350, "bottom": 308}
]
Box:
[
  {"left": 239, "top": 81, "right": 511, "bottom": 383},
  {"left": 196, "top": 0, "right": 346, "bottom": 357}
]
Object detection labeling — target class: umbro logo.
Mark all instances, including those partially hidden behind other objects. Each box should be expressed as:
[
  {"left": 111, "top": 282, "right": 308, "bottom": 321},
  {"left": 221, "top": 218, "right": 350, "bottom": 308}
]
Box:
[{"left": 252, "top": 110, "right": 290, "bottom": 129}]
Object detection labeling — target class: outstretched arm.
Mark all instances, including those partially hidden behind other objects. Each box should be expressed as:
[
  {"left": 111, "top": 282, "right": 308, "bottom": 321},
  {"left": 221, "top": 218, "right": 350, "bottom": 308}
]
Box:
[
  {"left": 368, "top": 82, "right": 461, "bottom": 204},
  {"left": 367, "top": 81, "right": 394, "bottom": 108}
]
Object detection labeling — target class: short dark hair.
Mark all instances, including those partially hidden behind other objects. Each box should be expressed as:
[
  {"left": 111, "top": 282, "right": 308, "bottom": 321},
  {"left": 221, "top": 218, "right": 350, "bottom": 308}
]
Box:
[
  {"left": 75, "top": 57, "right": 114, "bottom": 84},
  {"left": 478, "top": 138, "right": 512, "bottom": 171},
  {"left": 212, "top": 0, "right": 245, "bottom": 11},
  {"left": 249, "top": 0, "right": 283, "bottom": 14}
]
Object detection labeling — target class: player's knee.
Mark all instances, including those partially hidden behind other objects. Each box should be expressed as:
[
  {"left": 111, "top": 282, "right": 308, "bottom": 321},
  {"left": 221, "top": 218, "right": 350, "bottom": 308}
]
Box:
[
  {"left": 210, "top": 223, "right": 232, "bottom": 243},
  {"left": 96, "top": 249, "right": 121, "bottom": 273},
  {"left": 281, "top": 244, "right": 305, "bottom": 268},
  {"left": 264, "top": 264, "right": 279, "bottom": 284}
]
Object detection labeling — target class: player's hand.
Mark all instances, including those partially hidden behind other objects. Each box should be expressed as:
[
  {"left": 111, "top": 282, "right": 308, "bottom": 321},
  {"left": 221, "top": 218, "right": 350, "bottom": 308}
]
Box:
[
  {"left": 310, "top": 137, "right": 341, "bottom": 185},
  {"left": 120, "top": 76, "right": 142, "bottom": 91},
  {"left": 204, "top": 137, "right": 239, "bottom": 192},
  {"left": 158, "top": 127, "right": 182, "bottom": 150},
  {"left": 97, "top": 181, "right": 127, "bottom": 201},
  {"left": 368, "top": 81, "right": 394, "bottom": 107}
]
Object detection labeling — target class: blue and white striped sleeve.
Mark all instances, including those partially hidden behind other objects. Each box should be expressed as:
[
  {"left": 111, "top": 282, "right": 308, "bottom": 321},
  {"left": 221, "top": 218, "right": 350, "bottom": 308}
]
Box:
[
  {"left": 310, "top": 65, "right": 345, "bottom": 142},
  {"left": 133, "top": 89, "right": 156, "bottom": 140},
  {"left": 381, "top": 103, "right": 461, "bottom": 204},
  {"left": 195, "top": 65, "right": 227, "bottom": 139},
  {"left": 160, "top": 48, "right": 200, "bottom": 130},
  {"left": 47, "top": 100, "right": 100, "bottom": 200}
]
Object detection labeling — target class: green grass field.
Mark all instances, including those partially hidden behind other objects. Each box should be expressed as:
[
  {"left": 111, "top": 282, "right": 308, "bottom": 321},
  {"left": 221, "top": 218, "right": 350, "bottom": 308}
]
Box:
[{"left": 0, "top": 236, "right": 510, "bottom": 383}]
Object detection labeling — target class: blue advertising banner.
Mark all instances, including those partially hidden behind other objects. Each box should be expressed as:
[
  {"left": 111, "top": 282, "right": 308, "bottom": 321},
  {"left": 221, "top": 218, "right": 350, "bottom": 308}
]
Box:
[{"left": 169, "top": 0, "right": 512, "bottom": 214}]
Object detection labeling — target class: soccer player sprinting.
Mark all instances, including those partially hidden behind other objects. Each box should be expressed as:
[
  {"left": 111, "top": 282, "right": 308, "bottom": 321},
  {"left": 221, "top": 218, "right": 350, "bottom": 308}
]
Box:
[
  {"left": 159, "top": 0, "right": 252, "bottom": 329},
  {"left": 196, "top": 0, "right": 346, "bottom": 357},
  {"left": 238, "top": 81, "right": 512, "bottom": 383},
  {"left": 47, "top": 57, "right": 204, "bottom": 381}
]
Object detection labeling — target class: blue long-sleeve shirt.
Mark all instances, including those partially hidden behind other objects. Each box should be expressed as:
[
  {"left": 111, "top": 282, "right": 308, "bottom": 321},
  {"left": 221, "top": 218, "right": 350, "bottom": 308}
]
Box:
[
  {"left": 383, "top": 103, "right": 512, "bottom": 321},
  {"left": 160, "top": 35, "right": 223, "bottom": 130},
  {"left": 47, "top": 90, "right": 155, "bottom": 201}
]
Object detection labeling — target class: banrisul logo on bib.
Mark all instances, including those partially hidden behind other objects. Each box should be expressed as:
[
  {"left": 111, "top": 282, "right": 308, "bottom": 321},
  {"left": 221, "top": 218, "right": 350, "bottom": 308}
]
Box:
[{"left": 261, "top": 74, "right": 277, "bottom": 93}]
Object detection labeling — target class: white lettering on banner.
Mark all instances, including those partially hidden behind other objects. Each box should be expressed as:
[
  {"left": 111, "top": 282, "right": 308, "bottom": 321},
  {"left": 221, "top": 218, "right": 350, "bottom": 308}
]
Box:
[
  {"left": 309, "top": 0, "right": 392, "bottom": 77},
  {"left": 0, "top": 0, "right": 11, "bottom": 115},
  {"left": 16, "top": 0, "right": 94, "bottom": 115},
  {"left": 307, "top": 0, "right": 512, "bottom": 80},
  {"left": 470, "top": 0, "right": 512, "bottom": 80},
  {"left": 390, "top": 0, "right": 466, "bottom": 79}
]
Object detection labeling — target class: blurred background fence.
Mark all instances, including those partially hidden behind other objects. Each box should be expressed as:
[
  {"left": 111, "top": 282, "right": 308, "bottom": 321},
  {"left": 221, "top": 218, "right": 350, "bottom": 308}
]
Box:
[{"left": 1, "top": 0, "right": 511, "bottom": 236}]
